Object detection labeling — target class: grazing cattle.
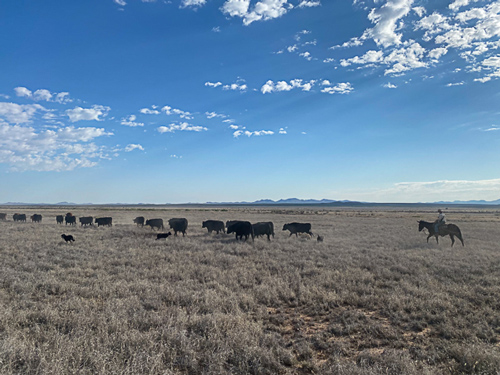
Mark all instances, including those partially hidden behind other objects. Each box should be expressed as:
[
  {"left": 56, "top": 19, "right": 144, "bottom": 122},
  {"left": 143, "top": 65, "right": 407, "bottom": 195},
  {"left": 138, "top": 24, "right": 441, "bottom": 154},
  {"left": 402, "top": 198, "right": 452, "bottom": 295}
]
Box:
[
  {"left": 283, "top": 222, "right": 313, "bottom": 237},
  {"left": 227, "top": 221, "right": 254, "bottom": 242},
  {"left": 31, "top": 214, "right": 42, "bottom": 223},
  {"left": 168, "top": 218, "right": 188, "bottom": 237},
  {"left": 13, "top": 213, "right": 26, "bottom": 222},
  {"left": 61, "top": 234, "right": 75, "bottom": 243},
  {"left": 56, "top": 215, "right": 64, "bottom": 224},
  {"left": 226, "top": 220, "right": 240, "bottom": 229},
  {"left": 145, "top": 218, "right": 164, "bottom": 230},
  {"left": 133, "top": 216, "right": 145, "bottom": 227},
  {"left": 95, "top": 217, "right": 112, "bottom": 227},
  {"left": 202, "top": 220, "right": 225, "bottom": 234},
  {"left": 0, "top": 213, "right": 6, "bottom": 221},
  {"left": 79, "top": 216, "right": 93, "bottom": 226},
  {"left": 156, "top": 232, "right": 172, "bottom": 240},
  {"left": 317, "top": 235, "right": 324, "bottom": 242},
  {"left": 252, "top": 222, "right": 274, "bottom": 241},
  {"left": 65, "top": 213, "right": 76, "bottom": 226}
]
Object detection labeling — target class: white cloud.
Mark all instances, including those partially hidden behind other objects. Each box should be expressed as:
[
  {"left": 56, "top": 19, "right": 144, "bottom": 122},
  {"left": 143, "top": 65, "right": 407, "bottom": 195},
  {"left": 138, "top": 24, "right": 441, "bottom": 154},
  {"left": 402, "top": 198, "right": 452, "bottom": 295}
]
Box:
[
  {"left": 114, "top": 0, "right": 127, "bottom": 6},
  {"left": 162, "top": 105, "right": 192, "bottom": 119},
  {"left": 299, "top": 51, "right": 313, "bottom": 60},
  {"left": 124, "top": 144, "right": 144, "bottom": 152},
  {"left": 233, "top": 129, "right": 274, "bottom": 137},
  {"left": 383, "top": 82, "right": 398, "bottom": 88},
  {"left": 121, "top": 115, "right": 144, "bottom": 127},
  {"left": 0, "top": 122, "right": 112, "bottom": 171},
  {"left": 223, "top": 83, "right": 248, "bottom": 91},
  {"left": 14, "top": 87, "right": 33, "bottom": 98},
  {"left": 297, "top": 1, "right": 320, "bottom": 8},
  {"left": 157, "top": 122, "right": 208, "bottom": 133},
  {"left": 206, "top": 111, "right": 227, "bottom": 119},
  {"left": 449, "top": 0, "right": 480, "bottom": 12},
  {"left": 0, "top": 102, "right": 46, "bottom": 124},
  {"left": 364, "top": 0, "right": 414, "bottom": 48},
  {"left": 321, "top": 82, "right": 354, "bottom": 94},
  {"left": 221, "top": 0, "right": 290, "bottom": 26},
  {"left": 66, "top": 105, "right": 111, "bottom": 122},
  {"left": 260, "top": 79, "right": 316, "bottom": 93},
  {"left": 279, "top": 127, "right": 287, "bottom": 134},
  {"left": 428, "top": 47, "right": 448, "bottom": 61},
  {"left": 181, "top": 0, "right": 206, "bottom": 7},
  {"left": 446, "top": 81, "right": 465, "bottom": 86},
  {"left": 14, "top": 86, "right": 73, "bottom": 104},
  {"left": 140, "top": 107, "right": 161, "bottom": 115},
  {"left": 33, "top": 89, "right": 52, "bottom": 102},
  {"left": 205, "top": 81, "right": 222, "bottom": 87}
]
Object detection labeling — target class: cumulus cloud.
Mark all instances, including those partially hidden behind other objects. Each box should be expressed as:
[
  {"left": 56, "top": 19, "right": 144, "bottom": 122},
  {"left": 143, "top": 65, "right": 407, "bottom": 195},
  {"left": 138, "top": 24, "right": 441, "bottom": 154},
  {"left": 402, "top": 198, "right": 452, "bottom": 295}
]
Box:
[
  {"left": 157, "top": 122, "right": 208, "bottom": 133},
  {"left": 140, "top": 107, "right": 161, "bottom": 115},
  {"left": 223, "top": 83, "right": 248, "bottom": 91},
  {"left": 66, "top": 105, "right": 111, "bottom": 122},
  {"left": 0, "top": 121, "right": 112, "bottom": 171},
  {"left": 221, "top": 0, "right": 291, "bottom": 26},
  {"left": 321, "top": 82, "right": 354, "bottom": 94},
  {"left": 14, "top": 87, "right": 32, "bottom": 98},
  {"left": 161, "top": 105, "right": 193, "bottom": 119},
  {"left": 181, "top": 0, "right": 206, "bottom": 7},
  {"left": 233, "top": 129, "right": 274, "bottom": 137},
  {"left": 205, "top": 81, "right": 223, "bottom": 88},
  {"left": 14, "top": 87, "right": 73, "bottom": 103},
  {"left": 206, "top": 111, "right": 227, "bottom": 119},
  {"left": 297, "top": 1, "right": 320, "bottom": 8},
  {"left": 124, "top": 144, "right": 144, "bottom": 152},
  {"left": 121, "top": 115, "right": 144, "bottom": 127},
  {"left": 261, "top": 79, "right": 315, "bottom": 93},
  {"left": 0, "top": 102, "right": 46, "bottom": 124},
  {"left": 363, "top": 0, "right": 414, "bottom": 48},
  {"left": 114, "top": 0, "right": 126, "bottom": 6},
  {"left": 383, "top": 82, "right": 398, "bottom": 88}
]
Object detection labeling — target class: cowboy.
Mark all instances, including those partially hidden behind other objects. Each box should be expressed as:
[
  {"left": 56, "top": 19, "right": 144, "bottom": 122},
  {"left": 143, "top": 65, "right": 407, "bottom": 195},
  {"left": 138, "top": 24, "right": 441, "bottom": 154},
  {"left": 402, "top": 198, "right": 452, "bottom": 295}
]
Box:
[{"left": 434, "top": 209, "right": 446, "bottom": 234}]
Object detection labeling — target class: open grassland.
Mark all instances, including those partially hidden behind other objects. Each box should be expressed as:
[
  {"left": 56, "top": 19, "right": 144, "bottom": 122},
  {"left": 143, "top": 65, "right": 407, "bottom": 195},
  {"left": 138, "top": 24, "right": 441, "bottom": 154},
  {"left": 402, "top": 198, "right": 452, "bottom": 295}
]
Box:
[{"left": 0, "top": 206, "right": 499, "bottom": 374}]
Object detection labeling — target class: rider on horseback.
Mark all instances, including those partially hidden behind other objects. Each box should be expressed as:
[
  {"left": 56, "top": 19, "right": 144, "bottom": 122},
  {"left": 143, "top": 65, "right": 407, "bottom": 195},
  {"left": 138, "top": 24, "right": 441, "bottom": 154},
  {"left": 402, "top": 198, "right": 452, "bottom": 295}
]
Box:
[{"left": 434, "top": 209, "right": 446, "bottom": 234}]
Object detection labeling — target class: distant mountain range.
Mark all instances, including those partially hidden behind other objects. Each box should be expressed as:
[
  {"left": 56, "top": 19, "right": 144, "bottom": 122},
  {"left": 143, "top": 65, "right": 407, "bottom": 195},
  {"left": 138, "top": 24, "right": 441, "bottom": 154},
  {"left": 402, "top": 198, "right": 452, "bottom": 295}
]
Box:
[
  {"left": 1, "top": 198, "right": 499, "bottom": 206},
  {"left": 433, "top": 199, "right": 500, "bottom": 205}
]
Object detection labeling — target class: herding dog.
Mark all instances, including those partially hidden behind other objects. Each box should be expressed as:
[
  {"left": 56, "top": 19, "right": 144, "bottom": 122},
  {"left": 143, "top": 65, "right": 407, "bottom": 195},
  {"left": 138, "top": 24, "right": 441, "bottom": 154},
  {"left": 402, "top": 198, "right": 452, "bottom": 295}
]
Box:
[{"left": 61, "top": 234, "right": 75, "bottom": 243}]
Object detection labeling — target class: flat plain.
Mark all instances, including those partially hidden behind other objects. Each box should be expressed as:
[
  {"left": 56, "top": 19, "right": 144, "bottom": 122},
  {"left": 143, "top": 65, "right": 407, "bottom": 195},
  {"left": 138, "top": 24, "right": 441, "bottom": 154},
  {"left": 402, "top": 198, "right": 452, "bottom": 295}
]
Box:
[{"left": 0, "top": 205, "right": 499, "bottom": 374}]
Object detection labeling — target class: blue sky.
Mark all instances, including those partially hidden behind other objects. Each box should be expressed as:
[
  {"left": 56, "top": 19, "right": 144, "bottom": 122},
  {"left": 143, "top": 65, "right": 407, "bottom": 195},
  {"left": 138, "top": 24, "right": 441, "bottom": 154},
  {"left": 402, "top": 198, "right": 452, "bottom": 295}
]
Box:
[{"left": 1, "top": 0, "right": 500, "bottom": 203}]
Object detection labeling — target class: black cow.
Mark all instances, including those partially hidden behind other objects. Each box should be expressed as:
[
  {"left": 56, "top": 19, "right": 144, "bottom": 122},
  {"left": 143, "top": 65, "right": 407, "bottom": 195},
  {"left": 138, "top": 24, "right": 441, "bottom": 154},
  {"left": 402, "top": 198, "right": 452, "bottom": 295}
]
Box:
[
  {"left": 65, "top": 214, "right": 76, "bottom": 226},
  {"left": 56, "top": 215, "right": 64, "bottom": 224},
  {"left": 31, "top": 214, "right": 42, "bottom": 223},
  {"left": 61, "top": 234, "right": 75, "bottom": 243},
  {"left": 95, "top": 217, "right": 112, "bottom": 227},
  {"left": 252, "top": 222, "right": 274, "bottom": 241},
  {"left": 13, "top": 213, "right": 26, "bottom": 222},
  {"left": 145, "top": 218, "right": 164, "bottom": 230},
  {"left": 227, "top": 221, "right": 254, "bottom": 242},
  {"left": 79, "top": 216, "right": 93, "bottom": 226},
  {"left": 202, "top": 220, "right": 225, "bottom": 234},
  {"left": 156, "top": 232, "right": 172, "bottom": 240},
  {"left": 168, "top": 218, "right": 188, "bottom": 236},
  {"left": 283, "top": 222, "right": 313, "bottom": 237},
  {"left": 134, "top": 216, "right": 145, "bottom": 227},
  {"left": 0, "top": 213, "right": 6, "bottom": 221}
]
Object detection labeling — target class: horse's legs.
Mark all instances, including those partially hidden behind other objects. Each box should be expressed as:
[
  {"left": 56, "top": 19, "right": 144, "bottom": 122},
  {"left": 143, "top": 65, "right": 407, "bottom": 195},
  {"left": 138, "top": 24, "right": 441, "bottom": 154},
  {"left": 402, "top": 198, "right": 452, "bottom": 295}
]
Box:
[
  {"left": 450, "top": 234, "right": 455, "bottom": 247},
  {"left": 426, "top": 234, "right": 432, "bottom": 243}
]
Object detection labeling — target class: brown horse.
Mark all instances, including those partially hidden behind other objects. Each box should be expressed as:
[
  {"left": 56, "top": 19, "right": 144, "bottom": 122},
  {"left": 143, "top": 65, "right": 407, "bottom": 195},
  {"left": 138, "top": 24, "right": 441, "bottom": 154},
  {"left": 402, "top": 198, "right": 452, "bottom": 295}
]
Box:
[{"left": 418, "top": 220, "right": 464, "bottom": 247}]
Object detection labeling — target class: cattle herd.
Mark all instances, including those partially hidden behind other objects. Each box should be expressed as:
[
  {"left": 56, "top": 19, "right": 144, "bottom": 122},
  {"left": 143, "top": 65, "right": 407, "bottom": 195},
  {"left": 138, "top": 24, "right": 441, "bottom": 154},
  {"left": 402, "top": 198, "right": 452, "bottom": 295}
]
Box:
[{"left": 0, "top": 212, "right": 320, "bottom": 243}]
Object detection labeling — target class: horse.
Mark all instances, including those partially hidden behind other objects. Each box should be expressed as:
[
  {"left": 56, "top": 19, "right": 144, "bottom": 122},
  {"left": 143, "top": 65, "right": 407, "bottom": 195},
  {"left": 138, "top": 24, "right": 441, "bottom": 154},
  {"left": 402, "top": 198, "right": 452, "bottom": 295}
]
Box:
[{"left": 417, "top": 220, "right": 464, "bottom": 247}]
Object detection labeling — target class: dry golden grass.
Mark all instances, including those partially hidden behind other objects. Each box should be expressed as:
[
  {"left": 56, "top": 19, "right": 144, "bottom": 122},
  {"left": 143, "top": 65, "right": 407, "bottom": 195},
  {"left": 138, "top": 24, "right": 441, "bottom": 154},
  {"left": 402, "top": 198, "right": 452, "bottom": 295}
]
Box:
[{"left": 0, "top": 206, "right": 499, "bottom": 374}]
